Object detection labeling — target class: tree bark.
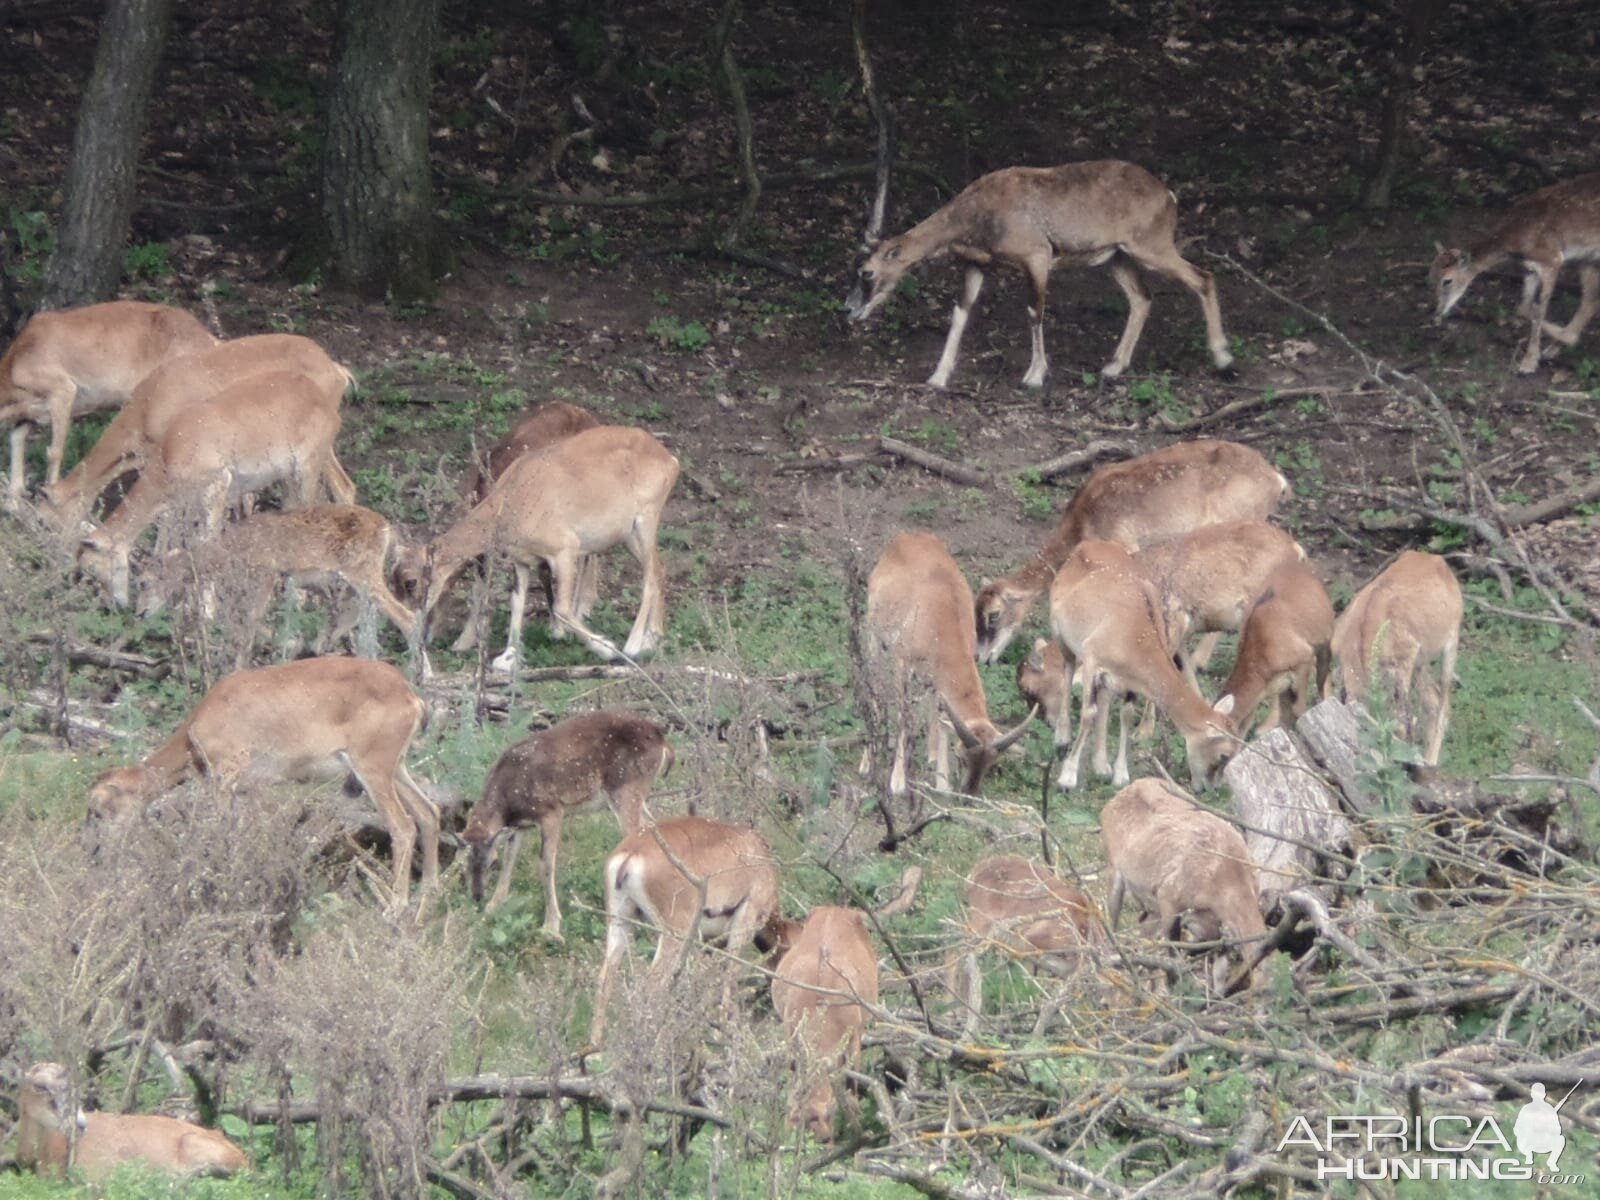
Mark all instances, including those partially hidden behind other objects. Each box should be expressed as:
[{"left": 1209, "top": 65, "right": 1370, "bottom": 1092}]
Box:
[
  {"left": 321, "top": 0, "right": 443, "bottom": 301},
  {"left": 710, "top": 0, "right": 759, "bottom": 247},
  {"left": 42, "top": 0, "right": 175, "bottom": 309},
  {"left": 1222, "top": 726, "right": 1353, "bottom": 904},
  {"left": 1360, "top": 0, "right": 1438, "bottom": 210},
  {"left": 1296, "top": 698, "right": 1382, "bottom": 814}
]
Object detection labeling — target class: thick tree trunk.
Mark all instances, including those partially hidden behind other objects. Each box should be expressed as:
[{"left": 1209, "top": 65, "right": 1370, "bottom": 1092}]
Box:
[
  {"left": 321, "top": 0, "right": 443, "bottom": 302},
  {"left": 1222, "top": 725, "right": 1353, "bottom": 906},
  {"left": 42, "top": 0, "right": 174, "bottom": 309}
]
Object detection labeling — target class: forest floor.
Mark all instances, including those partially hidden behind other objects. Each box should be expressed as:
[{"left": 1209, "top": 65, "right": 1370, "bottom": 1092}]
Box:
[{"left": 2, "top": 1, "right": 1599, "bottom": 1197}]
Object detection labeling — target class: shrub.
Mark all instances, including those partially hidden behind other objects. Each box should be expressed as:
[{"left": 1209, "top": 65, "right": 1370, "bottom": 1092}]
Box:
[{"left": 242, "top": 902, "right": 467, "bottom": 1199}]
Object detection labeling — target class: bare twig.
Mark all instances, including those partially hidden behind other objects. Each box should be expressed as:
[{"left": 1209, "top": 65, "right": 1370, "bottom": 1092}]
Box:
[
  {"left": 851, "top": 0, "right": 894, "bottom": 245},
  {"left": 25, "top": 632, "right": 169, "bottom": 677}
]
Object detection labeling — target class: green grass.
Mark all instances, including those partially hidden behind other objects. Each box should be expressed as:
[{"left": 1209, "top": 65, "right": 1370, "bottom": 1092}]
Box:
[
  {"left": 1448, "top": 583, "right": 1600, "bottom": 823},
  {"left": 0, "top": 1172, "right": 304, "bottom": 1199}
]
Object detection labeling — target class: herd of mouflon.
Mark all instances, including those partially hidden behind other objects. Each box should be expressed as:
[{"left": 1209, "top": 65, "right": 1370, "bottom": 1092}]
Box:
[{"left": 6, "top": 161, "right": 1589, "bottom": 1174}]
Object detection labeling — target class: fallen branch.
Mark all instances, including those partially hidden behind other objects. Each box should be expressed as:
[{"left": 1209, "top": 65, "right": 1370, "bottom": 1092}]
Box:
[
  {"left": 1502, "top": 475, "right": 1600, "bottom": 527},
  {"left": 488, "top": 161, "right": 950, "bottom": 212},
  {"left": 689, "top": 242, "right": 804, "bottom": 278},
  {"left": 1152, "top": 385, "right": 1342, "bottom": 433},
  {"left": 1006, "top": 1134, "right": 1129, "bottom": 1196},
  {"left": 426, "top": 1160, "right": 497, "bottom": 1200},
  {"left": 1014, "top": 437, "right": 1136, "bottom": 481},
  {"left": 1222, "top": 904, "right": 1304, "bottom": 995},
  {"left": 1360, "top": 476, "right": 1600, "bottom": 533},
  {"left": 877, "top": 436, "right": 989, "bottom": 488},
  {"left": 863, "top": 1162, "right": 989, "bottom": 1199},
  {"left": 1280, "top": 889, "right": 1395, "bottom": 983},
  {"left": 1465, "top": 594, "right": 1573, "bottom": 626},
  {"left": 776, "top": 449, "right": 879, "bottom": 476},
  {"left": 17, "top": 691, "right": 136, "bottom": 741},
  {"left": 230, "top": 1073, "right": 734, "bottom": 1130},
  {"left": 25, "top": 632, "right": 169, "bottom": 678},
  {"left": 777, "top": 437, "right": 989, "bottom": 487},
  {"left": 1317, "top": 982, "right": 1518, "bottom": 1026},
  {"left": 876, "top": 807, "right": 951, "bottom": 852},
  {"left": 678, "top": 466, "right": 724, "bottom": 501}
]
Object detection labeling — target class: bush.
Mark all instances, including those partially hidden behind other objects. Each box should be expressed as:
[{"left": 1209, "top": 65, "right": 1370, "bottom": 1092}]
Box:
[
  {"left": 0, "top": 783, "right": 335, "bottom": 1110},
  {"left": 241, "top": 903, "right": 467, "bottom": 1200}
]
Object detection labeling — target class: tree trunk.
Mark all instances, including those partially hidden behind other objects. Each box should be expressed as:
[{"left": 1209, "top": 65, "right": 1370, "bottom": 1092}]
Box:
[
  {"left": 710, "top": 0, "right": 759, "bottom": 248},
  {"left": 321, "top": 0, "right": 443, "bottom": 302},
  {"left": 42, "top": 0, "right": 175, "bottom": 309},
  {"left": 1296, "top": 697, "right": 1383, "bottom": 813},
  {"left": 1361, "top": 0, "right": 1438, "bottom": 211}
]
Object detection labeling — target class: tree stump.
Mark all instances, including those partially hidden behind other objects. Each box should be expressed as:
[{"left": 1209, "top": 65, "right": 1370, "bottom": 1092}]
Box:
[
  {"left": 1222, "top": 726, "right": 1353, "bottom": 907},
  {"left": 1294, "top": 697, "right": 1383, "bottom": 814}
]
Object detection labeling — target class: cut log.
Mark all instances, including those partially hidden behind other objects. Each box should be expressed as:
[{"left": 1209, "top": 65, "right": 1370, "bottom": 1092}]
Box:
[
  {"left": 1222, "top": 726, "right": 1353, "bottom": 904},
  {"left": 1294, "top": 698, "right": 1383, "bottom": 814}
]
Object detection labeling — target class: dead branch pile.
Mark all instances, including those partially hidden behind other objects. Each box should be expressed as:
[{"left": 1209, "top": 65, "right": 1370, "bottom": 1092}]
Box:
[
  {"left": 178, "top": 689, "right": 1592, "bottom": 1199},
  {"left": 175, "top": 747, "right": 1596, "bottom": 1200}
]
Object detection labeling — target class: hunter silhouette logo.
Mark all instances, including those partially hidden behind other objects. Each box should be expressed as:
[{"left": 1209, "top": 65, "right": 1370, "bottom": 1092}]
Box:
[
  {"left": 1277, "top": 1079, "right": 1586, "bottom": 1184},
  {"left": 1514, "top": 1082, "right": 1577, "bottom": 1171}
]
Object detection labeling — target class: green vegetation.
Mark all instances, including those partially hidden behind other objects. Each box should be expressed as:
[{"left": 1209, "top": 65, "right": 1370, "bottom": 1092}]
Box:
[
  {"left": 7, "top": 208, "right": 53, "bottom": 285},
  {"left": 1125, "top": 372, "right": 1191, "bottom": 424},
  {"left": 645, "top": 314, "right": 712, "bottom": 353},
  {"left": 120, "top": 242, "right": 170, "bottom": 283},
  {"left": 1009, "top": 467, "right": 1057, "bottom": 522}
]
